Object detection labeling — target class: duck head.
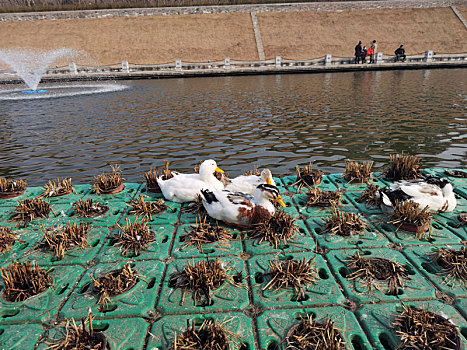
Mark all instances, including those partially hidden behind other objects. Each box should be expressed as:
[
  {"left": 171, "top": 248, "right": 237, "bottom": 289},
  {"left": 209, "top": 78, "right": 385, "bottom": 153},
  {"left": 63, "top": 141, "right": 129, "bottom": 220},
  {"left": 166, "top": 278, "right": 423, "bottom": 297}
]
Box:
[
  {"left": 255, "top": 184, "right": 286, "bottom": 207},
  {"left": 199, "top": 159, "right": 224, "bottom": 179},
  {"left": 261, "top": 169, "right": 274, "bottom": 185}
]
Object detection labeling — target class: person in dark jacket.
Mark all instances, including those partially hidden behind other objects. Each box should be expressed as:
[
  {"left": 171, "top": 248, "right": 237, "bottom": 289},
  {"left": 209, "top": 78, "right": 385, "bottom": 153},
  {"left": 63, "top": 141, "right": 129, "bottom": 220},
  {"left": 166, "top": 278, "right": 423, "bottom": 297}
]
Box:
[
  {"left": 354, "top": 41, "right": 362, "bottom": 64},
  {"left": 395, "top": 45, "right": 406, "bottom": 62},
  {"left": 361, "top": 46, "right": 368, "bottom": 64}
]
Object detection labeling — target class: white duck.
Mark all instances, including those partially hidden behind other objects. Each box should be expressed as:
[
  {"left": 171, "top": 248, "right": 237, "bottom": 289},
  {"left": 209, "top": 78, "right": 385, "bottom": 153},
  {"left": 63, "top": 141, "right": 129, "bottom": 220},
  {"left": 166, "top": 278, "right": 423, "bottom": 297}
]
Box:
[
  {"left": 224, "top": 169, "right": 276, "bottom": 195},
  {"left": 200, "top": 184, "right": 286, "bottom": 227},
  {"left": 157, "top": 159, "right": 224, "bottom": 203},
  {"left": 378, "top": 175, "right": 456, "bottom": 212}
]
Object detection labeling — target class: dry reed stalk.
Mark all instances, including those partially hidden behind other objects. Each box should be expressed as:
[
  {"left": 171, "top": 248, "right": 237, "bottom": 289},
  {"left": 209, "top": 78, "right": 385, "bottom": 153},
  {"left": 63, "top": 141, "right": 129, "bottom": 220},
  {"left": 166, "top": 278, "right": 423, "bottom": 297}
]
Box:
[
  {"left": 128, "top": 195, "right": 169, "bottom": 220},
  {"left": 306, "top": 187, "right": 342, "bottom": 207},
  {"left": 243, "top": 165, "right": 261, "bottom": 176},
  {"left": 170, "top": 319, "right": 240, "bottom": 350},
  {"left": 181, "top": 217, "right": 232, "bottom": 253},
  {"left": 11, "top": 197, "right": 51, "bottom": 227},
  {"left": 114, "top": 219, "right": 155, "bottom": 256},
  {"left": 343, "top": 161, "right": 373, "bottom": 183},
  {"left": 393, "top": 304, "right": 460, "bottom": 350},
  {"left": 0, "top": 177, "right": 26, "bottom": 193},
  {"left": 346, "top": 252, "right": 409, "bottom": 295},
  {"left": 434, "top": 247, "right": 467, "bottom": 287},
  {"left": 72, "top": 199, "right": 109, "bottom": 218},
  {"left": 250, "top": 210, "right": 299, "bottom": 249},
  {"left": 0, "top": 227, "right": 16, "bottom": 254},
  {"left": 39, "top": 222, "right": 90, "bottom": 260},
  {"left": 40, "top": 178, "right": 74, "bottom": 198},
  {"left": 0, "top": 261, "right": 52, "bottom": 302},
  {"left": 145, "top": 160, "right": 174, "bottom": 192},
  {"left": 181, "top": 195, "right": 208, "bottom": 219},
  {"left": 323, "top": 206, "right": 368, "bottom": 237},
  {"left": 91, "top": 263, "right": 138, "bottom": 310},
  {"left": 357, "top": 184, "right": 380, "bottom": 206},
  {"left": 168, "top": 258, "right": 231, "bottom": 306},
  {"left": 445, "top": 170, "right": 467, "bottom": 178},
  {"left": 263, "top": 258, "right": 316, "bottom": 301},
  {"left": 387, "top": 201, "right": 432, "bottom": 240},
  {"left": 46, "top": 313, "right": 106, "bottom": 350},
  {"left": 93, "top": 165, "right": 124, "bottom": 194},
  {"left": 386, "top": 154, "right": 422, "bottom": 181},
  {"left": 291, "top": 163, "right": 323, "bottom": 192},
  {"left": 286, "top": 315, "right": 346, "bottom": 350}
]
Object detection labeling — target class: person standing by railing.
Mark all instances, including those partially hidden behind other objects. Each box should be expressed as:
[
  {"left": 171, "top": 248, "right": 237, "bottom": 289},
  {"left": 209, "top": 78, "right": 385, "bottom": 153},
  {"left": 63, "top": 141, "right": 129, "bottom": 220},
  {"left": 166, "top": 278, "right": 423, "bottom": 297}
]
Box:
[
  {"left": 370, "top": 40, "right": 377, "bottom": 63},
  {"left": 354, "top": 41, "right": 362, "bottom": 64},
  {"left": 395, "top": 45, "right": 406, "bottom": 62}
]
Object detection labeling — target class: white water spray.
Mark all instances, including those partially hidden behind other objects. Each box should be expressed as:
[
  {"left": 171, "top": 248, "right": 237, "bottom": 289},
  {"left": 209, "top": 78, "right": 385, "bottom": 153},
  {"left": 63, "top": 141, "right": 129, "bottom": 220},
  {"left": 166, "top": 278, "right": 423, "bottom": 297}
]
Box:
[{"left": 0, "top": 48, "right": 78, "bottom": 90}]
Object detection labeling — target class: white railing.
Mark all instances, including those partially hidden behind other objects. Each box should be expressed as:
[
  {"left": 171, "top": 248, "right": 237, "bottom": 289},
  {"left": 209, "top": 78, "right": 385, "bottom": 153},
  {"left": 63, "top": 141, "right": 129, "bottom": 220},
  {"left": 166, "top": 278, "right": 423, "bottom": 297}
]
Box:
[{"left": 1, "top": 52, "right": 465, "bottom": 79}]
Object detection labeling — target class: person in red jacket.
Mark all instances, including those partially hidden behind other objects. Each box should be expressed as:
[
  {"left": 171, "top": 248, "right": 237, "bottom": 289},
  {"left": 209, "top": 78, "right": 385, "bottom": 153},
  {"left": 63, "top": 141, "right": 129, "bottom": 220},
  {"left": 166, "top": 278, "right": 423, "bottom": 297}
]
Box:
[
  {"left": 361, "top": 46, "right": 368, "bottom": 63},
  {"left": 367, "top": 46, "right": 374, "bottom": 64}
]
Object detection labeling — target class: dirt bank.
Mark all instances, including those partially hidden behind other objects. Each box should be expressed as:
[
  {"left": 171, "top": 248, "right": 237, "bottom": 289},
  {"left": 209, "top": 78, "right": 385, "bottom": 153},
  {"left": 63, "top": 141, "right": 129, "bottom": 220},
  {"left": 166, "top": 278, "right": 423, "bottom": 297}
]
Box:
[{"left": 0, "top": 5, "right": 465, "bottom": 67}]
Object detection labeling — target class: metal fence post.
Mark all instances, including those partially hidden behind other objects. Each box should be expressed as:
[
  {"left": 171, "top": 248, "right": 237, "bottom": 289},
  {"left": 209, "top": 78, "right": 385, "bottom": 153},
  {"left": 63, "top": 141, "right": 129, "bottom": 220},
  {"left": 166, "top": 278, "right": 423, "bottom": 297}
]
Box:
[
  {"left": 122, "top": 61, "right": 129, "bottom": 73},
  {"left": 424, "top": 50, "right": 433, "bottom": 62},
  {"left": 275, "top": 56, "right": 282, "bottom": 67},
  {"left": 376, "top": 52, "right": 383, "bottom": 64},
  {"left": 224, "top": 58, "right": 231, "bottom": 69},
  {"left": 69, "top": 62, "right": 77, "bottom": 74},
  {"left": 175, "top": 60, "right": 182, "bottom": 70},
  {"left": 325, "top": 54, "right": 332, "bottom": 65}
]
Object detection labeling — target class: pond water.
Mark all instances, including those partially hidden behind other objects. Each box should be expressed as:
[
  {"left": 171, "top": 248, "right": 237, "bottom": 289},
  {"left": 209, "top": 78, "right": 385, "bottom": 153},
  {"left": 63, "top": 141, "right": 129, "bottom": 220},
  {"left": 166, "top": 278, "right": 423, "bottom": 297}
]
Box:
[{"left": 0, "top": 68, "right": 465, "bottom": 186}]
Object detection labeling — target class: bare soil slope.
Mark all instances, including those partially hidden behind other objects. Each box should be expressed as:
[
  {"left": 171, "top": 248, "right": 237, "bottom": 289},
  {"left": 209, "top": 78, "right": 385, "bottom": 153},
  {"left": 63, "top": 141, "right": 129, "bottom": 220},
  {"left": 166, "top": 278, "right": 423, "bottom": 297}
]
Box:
[
  {"left": 0, "top": 6, "right": 465, "bottom": 66},
  {"left": 258, "top": 7, "right": 467, "bottom": 59}
]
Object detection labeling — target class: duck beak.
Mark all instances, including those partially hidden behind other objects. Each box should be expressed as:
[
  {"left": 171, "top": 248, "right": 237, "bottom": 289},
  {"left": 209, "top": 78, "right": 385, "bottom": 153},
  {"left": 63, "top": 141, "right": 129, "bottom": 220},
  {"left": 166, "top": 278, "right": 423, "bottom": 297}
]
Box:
[
  {"left": 266, "top": 177, "right": 273, "bottom": 185},
  {"left": 215, "top": 167, "right": 224, "bottom": 174},
  {"left": 276, "top": 196, "right": 287, "bottom": 207}
]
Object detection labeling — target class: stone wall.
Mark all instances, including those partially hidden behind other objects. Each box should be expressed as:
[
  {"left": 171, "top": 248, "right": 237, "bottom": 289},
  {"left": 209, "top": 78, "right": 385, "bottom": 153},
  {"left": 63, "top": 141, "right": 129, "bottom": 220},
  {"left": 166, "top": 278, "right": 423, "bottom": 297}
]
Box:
[{"left": 0, "top": 0, "right": 465, "bottom": 22}]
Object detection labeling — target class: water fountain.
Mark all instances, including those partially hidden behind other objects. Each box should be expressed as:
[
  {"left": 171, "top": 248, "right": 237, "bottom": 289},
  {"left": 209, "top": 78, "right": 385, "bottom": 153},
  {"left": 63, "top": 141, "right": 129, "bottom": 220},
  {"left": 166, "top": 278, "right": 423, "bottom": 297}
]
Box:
[{"left": 0, "top": 48, "right": 126, "bottom": 100}]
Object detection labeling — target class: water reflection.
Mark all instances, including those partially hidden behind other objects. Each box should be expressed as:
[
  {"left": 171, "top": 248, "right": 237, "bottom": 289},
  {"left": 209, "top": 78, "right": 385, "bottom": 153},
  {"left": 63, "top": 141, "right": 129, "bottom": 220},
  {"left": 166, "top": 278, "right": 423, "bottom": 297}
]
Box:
[{"left": 0, "top": 69, "right": 465, "bottom": 186}]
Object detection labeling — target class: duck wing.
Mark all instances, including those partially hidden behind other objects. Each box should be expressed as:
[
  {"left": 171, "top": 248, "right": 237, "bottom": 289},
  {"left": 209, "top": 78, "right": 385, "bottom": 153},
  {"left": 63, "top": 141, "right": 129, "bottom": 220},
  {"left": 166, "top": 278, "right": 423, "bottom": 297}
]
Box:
[{"left": 399, "top": 183, "right": 443, "bottom": 199}]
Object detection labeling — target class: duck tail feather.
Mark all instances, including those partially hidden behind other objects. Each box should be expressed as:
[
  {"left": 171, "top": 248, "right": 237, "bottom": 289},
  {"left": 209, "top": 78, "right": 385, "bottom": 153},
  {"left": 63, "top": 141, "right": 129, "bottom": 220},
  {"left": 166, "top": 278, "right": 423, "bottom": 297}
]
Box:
[{"left": 201, "top": 189, "right": 218, "bottom": 204}]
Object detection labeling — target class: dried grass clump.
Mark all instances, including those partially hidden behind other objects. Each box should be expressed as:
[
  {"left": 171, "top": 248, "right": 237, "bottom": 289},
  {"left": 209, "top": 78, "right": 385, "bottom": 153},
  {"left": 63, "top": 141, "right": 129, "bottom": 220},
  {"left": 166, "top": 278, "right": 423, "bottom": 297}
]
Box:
[
  {"left": 145, "top": 160, "right": 175, "bottom": 192},
  {"left": 250, "top": 210, "right": 299, "bottom": 248},
  {"left": 357, "top": 184, "right": 380, "bottom": 206},
  {"left": 11, "top": 198, "right": 51, "bottom": 227},
  {"left": 41, "top": 178, "right": 74, "bottom": 198},
  {"left": 0, "top": 177, "right": 26, "bottom": 193},
  {"left": 39, "top": 222, "right": 90, "bottom": 260},
  {"left": 388, "top": 201, "right": 432, "bottom": 240},
  {"left": 181, "top": 195, "right": 208, "bottom": 219},
  {"left": 0, "top": 261, "right": 52, "bottom": 302},
  {"left": 343, "top": 161, "right": 373, "bottom": 183},
  {"left": 393, "top": 305, "right": 460, "bottom": 350},
  {"left": 434, "top": 247, "right": 467, "bottom": 287},
  {"left": 263, "top": 258, "right": 316, "bottom": 301},
  {"left": 323, "top": 207, "right": 368, "bottom": 237},
  {"left": 91, "top": 263, "right": 138, "bottom": 309},
  {"left": 181, "top": 217, "right": 233, "bottom": 253},
  {"left": 243, "top": 165, "right": 261, "bottom": 176},
  {"left": 128, "top": 195, "right": 169, "bottom": 219},
  {"left": 46, "top": 313, "right": 107, "bottom": 350},
  {"left": 291, "top": 163, "right": 323, "bottom": 192},
  {"left": 114, "top": 219, "right": 155, "bottom": 256},
  {"left": 170, "top": 319, "right": 237, "bottom": 350},
  {"left": 346, "top": 252, "right": 409, "bottom": 295},
  {"left": 444, "top": 170, "right": 467, "bottom": 178},
  {"left": 169, "top": 259, "right": 231, "bottom": 306},
  {"left": 287, "top": 315, "right": 346, "bottom": 350},
  {"left": 306, "top": 187, "right": 342, "bottom": 207},
  {"left": 386, "top": 154, "right": 422, "bottom": 181},
  {"left": 72, "top": 199, "right": 109, "bottom": 218},
  {"left": 0, "top": 227, "right": 16, "bottom": 254},
  {"left": 93, "top": 165, "right": 124, "bottom": 194}
]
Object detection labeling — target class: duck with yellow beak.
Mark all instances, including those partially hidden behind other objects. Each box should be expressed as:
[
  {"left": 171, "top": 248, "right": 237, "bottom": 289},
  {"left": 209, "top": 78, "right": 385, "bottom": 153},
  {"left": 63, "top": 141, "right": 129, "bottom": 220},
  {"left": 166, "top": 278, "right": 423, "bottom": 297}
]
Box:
[
  {"left": 224, "top": 169, "right": 276, "bottom": 195},
  {"left": 201, "top": 184, "right": 287, "bottom": 227},
  {"left": 157, "top": 159, "right": 224, "bottom": 203}
]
